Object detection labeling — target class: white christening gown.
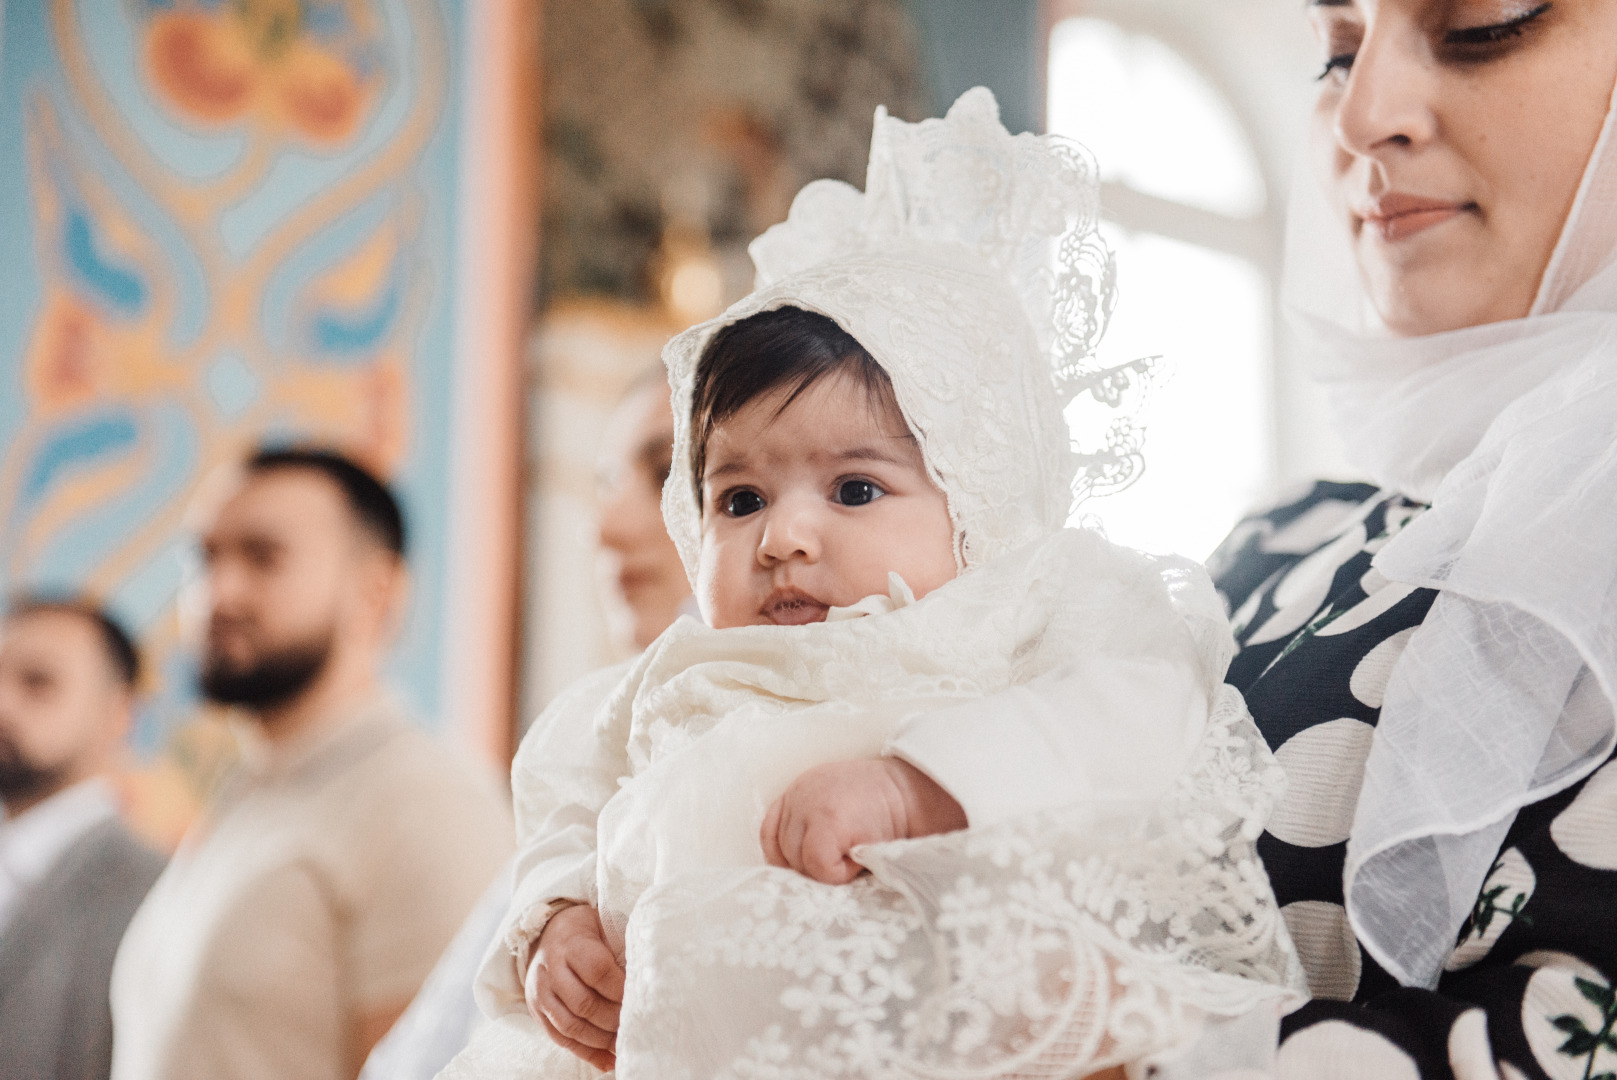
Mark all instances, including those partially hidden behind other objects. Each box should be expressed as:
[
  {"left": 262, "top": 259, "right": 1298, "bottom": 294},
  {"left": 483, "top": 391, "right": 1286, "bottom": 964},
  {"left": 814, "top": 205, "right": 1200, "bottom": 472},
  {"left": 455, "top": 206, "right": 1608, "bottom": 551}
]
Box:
[{"left": 448, "top": 529, "right": 1303, "bottom": 1080}]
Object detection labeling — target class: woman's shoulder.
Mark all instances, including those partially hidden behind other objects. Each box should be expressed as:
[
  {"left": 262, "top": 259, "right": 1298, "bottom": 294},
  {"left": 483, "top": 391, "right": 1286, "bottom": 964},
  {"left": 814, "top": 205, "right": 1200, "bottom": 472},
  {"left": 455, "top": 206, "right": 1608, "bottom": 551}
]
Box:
[
  {"left": 1206, "top": 479, "right": 1385, "bottom": 605},
  {"left": 1227, "top": 478, "right": 1383, "bottom": 543}
]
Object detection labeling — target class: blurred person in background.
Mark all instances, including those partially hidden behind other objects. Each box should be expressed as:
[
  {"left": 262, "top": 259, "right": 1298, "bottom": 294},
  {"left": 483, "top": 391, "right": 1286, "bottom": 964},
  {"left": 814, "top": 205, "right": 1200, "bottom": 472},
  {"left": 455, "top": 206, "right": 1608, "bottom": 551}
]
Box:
[
  {"left": 110, "top": 448, "right": 512, "bottom": 1080},
  {"left": 0, "top": 597, "right": 163, "bottom": 1080},
  {"left": 360, "top": 376, "right": 692, "bottom": 1080},
  {"left": 596, "top": 372, "right": 697, "bottom": 651}
]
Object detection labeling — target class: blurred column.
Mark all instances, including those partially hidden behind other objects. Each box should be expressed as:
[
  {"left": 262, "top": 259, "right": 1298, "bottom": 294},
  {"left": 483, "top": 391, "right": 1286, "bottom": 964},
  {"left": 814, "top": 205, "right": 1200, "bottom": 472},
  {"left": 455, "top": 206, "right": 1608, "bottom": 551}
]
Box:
[{"left": 445, "top": 0, "right": 541, "bottom": 766}]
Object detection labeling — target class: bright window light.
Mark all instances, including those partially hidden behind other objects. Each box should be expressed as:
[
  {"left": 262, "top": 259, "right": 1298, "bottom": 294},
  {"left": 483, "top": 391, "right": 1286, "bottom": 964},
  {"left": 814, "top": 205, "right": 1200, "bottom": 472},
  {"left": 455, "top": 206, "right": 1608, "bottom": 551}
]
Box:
[
  {"left": 1049, "top": 18, "right": 1273, "bottom": 560},
  {"left": 1048, "top": 17, "right": 1266, "bottom": 219},
  {"left": 1069, "top": 225, "right": 1271, "bottom": 559}
]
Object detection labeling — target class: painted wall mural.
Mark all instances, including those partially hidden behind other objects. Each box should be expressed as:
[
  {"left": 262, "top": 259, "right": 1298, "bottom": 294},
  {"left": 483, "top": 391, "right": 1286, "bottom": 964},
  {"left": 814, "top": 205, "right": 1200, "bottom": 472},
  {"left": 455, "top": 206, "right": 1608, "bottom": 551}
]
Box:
[{"left": 0, "top": 0, "right": 468, "bottom": 814}]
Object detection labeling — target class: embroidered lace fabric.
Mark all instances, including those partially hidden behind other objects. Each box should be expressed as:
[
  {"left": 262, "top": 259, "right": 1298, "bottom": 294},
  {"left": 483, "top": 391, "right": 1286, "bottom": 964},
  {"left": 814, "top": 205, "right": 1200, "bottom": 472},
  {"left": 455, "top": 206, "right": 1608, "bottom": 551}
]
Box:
[
  {"left": 448, "top": 530, "right": 1303, "bottom": 1080},
  {"left": 616, "top": 688, "right": 1297, "bottom": 1080},
  {"left": 660, "top": 88, "right": 1151, "bottom": 576}
]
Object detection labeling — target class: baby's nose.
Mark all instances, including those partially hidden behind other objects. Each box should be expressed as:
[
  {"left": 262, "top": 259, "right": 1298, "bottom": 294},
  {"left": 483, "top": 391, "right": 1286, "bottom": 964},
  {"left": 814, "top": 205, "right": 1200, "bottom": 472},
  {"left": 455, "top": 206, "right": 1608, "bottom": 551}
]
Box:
[{"left": 757, "top": 500, "right": 823, "bottom": 565}]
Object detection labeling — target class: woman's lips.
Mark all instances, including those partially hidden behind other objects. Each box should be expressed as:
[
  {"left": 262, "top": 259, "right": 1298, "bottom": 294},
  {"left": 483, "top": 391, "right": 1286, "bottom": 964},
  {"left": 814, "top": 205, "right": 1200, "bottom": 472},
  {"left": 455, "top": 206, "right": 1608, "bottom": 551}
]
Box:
[
  {"left": 762, "top": 587, "right": 829, "bottom": 626},
  {"left": 1359, "top": 194, "right": 1474, "bottom": 243}
]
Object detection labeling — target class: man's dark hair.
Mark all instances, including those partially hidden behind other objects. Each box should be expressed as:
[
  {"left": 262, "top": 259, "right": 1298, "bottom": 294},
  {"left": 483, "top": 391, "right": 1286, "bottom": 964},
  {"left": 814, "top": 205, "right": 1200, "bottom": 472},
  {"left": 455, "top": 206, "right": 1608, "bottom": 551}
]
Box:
[
  {"left": 690, "top": 306, "right": 900, "bottom": 506},
  {"left": 5, "top": 595, "right": 141, "bottom": 688},
  {"left": 246, "top": 446, "right": 407, "bottom": 558}
]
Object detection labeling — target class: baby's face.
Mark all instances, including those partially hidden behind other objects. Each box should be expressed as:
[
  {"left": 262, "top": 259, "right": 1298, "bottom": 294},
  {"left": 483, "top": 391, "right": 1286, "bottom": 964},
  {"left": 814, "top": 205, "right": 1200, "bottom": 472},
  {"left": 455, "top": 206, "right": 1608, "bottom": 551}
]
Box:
[{"left": 696, "top": 371, "right": 957, "bottom": 629}]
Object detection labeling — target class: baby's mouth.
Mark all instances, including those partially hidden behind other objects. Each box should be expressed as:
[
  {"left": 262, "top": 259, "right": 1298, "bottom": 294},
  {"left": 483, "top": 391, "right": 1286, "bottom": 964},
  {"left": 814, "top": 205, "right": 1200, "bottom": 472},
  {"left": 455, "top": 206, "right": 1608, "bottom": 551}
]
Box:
[{"left": 762, "top": 587, "right": 830, "bottom": 626}]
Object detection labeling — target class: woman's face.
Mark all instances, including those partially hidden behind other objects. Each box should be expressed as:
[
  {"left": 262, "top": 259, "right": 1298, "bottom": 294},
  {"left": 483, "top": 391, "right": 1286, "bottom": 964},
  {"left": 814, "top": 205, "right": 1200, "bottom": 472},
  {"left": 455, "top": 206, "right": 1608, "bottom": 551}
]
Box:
[
  {"left": 597, "top": 381, "right": 692, "bottom": 650},
  {"left": 1311, "top": 0, "right": 1617, "bottom": 335}
]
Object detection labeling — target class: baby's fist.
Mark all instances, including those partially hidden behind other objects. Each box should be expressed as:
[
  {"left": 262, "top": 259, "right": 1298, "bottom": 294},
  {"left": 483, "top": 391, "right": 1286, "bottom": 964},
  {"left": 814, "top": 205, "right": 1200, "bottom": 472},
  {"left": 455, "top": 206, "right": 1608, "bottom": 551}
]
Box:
[
  {"left": 524, "top": 903, "right": 624, "bottom": 1072},
  {"left": 761, "top": 758, "right": 967, "bottom": 884}
]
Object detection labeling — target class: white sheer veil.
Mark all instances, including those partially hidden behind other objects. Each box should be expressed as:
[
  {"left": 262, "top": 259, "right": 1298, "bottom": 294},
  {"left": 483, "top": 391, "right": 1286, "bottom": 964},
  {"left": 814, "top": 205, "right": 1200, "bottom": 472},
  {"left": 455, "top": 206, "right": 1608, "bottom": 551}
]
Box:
[{"left": 1283, "top": 73, "right": 1617, "bottom": 988}]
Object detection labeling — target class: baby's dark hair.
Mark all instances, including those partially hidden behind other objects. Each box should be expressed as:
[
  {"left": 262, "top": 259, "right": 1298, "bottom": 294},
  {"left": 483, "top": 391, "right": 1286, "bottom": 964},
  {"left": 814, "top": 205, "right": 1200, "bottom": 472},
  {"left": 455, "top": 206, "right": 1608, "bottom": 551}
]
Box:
[{"left": 690, "top": 307, "right": 901, "bottom": 506}]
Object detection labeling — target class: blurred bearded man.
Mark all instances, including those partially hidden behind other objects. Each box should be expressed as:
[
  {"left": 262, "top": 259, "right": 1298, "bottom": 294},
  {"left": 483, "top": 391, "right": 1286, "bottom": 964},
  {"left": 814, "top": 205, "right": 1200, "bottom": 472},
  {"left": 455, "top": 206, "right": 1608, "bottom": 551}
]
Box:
[
  {"left": 110, "top": 448, "right": 512, "bottom": 1080},
  {"left": 0, "top": 598, "right": 163, "bottom": 1080}
]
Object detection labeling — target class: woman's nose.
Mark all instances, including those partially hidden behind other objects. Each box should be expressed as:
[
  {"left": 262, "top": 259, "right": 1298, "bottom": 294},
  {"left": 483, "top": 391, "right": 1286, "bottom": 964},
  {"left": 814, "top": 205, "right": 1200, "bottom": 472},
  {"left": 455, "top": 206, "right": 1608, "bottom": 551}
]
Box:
[
  {"left": 597, "top": 475, "right": 654, "bottom": 553},
  {"left": 597, "top": 484, "right": 634, "bottom": 552},
  {"left": 1333, "top": 21, "right": 1439, "bottom": 163},
  {"left": 756, "top": 498, "right": 821, "bottom": 566}
]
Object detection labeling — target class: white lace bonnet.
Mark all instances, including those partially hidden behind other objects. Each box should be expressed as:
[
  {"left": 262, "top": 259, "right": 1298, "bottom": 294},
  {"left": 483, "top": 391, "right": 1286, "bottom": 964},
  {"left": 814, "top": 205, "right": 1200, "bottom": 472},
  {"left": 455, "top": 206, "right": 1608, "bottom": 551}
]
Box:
[{"left": 660, "top": 87, "right": 1138, "bottom": 577}]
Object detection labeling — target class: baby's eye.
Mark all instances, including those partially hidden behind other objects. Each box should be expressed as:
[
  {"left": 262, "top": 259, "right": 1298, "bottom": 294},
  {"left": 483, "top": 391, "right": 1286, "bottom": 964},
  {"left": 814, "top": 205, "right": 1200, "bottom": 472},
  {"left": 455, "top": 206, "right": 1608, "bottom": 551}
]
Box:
[
  {"left": 723, "top": 489, "right": 765, "bottom": 517},
  {"left": 834, "top": 479, "right": 885, "bottom": 507}
]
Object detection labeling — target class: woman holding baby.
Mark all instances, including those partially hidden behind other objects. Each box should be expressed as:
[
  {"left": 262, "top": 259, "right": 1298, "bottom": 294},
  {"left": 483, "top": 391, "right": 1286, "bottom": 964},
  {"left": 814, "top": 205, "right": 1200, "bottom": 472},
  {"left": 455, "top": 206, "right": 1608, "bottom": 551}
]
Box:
[
  {"left": 1207, "top": 0, "right": 1617, "bottom": 1073},
  {"left": 458, "top": 1, "right": 1617, "bottom": 1077},
  {"left": 1039, "top": 0, "right": 1617, "bottom": 1071}
]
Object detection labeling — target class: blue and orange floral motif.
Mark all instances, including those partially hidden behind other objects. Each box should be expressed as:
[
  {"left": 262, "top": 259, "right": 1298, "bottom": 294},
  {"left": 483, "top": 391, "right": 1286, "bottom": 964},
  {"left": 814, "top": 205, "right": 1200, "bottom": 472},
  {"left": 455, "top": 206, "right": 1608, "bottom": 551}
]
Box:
[{"left": 139, "top": 0, "right": 384, "bottom": 146}]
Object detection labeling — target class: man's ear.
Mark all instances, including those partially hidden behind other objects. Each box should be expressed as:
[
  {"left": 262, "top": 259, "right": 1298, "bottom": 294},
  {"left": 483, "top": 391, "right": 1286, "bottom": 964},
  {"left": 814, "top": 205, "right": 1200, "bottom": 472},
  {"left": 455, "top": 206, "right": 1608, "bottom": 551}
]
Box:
[
  {"left": 103, "top": 684, "right": 135, "bottom": 754},
  {"left": 370, "top": 554, "right": 410, "bottom": 642}
]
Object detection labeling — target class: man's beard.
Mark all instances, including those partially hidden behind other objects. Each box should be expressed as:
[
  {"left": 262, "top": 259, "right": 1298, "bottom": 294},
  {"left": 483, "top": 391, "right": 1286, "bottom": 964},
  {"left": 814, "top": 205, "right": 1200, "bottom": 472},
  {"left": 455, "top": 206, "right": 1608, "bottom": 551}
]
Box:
[
  {"left": 200, "top": 625, "right": 335, "bottom": 711},
  {"left": 0, "top": 732, "right": 70, "bottom": 803}
]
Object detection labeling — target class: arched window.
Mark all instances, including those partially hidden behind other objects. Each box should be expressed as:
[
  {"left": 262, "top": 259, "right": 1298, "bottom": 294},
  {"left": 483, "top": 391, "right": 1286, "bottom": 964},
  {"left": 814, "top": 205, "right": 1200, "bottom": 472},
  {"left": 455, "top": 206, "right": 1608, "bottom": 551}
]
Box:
[{"left": 1048, "top": 16, "right": 1277, "bottom": 558}]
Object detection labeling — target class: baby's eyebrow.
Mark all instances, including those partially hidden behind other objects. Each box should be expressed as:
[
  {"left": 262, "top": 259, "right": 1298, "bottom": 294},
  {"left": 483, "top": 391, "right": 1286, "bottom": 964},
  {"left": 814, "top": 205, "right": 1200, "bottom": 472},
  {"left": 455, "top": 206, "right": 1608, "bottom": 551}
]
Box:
[
  {"left": 835, "top": 445, "right": 912, "bottom": 466},
  {"left": 703, "top": 444, "right": 913, "bottom": 485}
]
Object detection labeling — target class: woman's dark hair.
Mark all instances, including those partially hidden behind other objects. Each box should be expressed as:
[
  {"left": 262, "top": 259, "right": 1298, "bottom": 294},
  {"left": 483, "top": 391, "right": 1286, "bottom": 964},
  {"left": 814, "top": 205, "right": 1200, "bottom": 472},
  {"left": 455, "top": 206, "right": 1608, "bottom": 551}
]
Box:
[{"left": 690, "top": 307, "right": 899, "bottom": 505}]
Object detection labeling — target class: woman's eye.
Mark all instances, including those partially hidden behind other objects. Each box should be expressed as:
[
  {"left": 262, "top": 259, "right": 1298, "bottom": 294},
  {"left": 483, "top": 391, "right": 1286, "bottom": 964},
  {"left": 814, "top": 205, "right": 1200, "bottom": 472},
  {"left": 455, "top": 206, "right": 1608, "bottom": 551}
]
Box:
[
  {"left": 1444, "top": 2, "right": 1551, "bottom": 49},
  {"left": 834, "top": 479, "right": 885, "bottom": 506},
  {"left": 723, "top": 490, "right": 764, "bottom": 517},
  {"left": 1317, "top": 53, "right": 1354, "bottom": 81}
]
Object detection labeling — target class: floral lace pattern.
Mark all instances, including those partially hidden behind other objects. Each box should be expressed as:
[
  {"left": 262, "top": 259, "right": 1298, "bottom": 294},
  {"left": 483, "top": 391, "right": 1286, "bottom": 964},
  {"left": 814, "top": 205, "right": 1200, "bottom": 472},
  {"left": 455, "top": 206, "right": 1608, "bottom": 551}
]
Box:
[
  {"left": 571, "top": 530, "right": 1303, "bottom": 1079},
  {"left": 616, "top": 685, "right": 1303, "bottom": 1080},
  {"left": 660, "top": 88, "right": 1154, "bottom": 575}
]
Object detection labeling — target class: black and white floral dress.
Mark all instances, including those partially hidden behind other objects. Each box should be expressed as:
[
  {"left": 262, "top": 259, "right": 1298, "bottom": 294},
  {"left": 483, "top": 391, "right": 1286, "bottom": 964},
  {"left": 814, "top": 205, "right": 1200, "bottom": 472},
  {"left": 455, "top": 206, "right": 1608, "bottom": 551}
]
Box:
[{"left": 1209, "top": 480, "right": 1617, "bottom": 1080}]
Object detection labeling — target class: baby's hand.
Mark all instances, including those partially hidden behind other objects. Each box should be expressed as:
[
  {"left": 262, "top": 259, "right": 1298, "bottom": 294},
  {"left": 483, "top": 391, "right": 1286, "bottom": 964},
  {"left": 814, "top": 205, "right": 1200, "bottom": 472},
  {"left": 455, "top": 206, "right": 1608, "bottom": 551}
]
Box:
[
  {"left": 524, "top": 903, "right": 625, "bottom": 1072},
  {"left": 761, "top": 758, "right": 967, "bottom": 884}
]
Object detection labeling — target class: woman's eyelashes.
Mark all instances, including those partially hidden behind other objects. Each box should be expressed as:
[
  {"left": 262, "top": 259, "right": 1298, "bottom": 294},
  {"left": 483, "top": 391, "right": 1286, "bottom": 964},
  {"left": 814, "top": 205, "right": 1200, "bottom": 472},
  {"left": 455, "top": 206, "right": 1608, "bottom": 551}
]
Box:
[
  {"left": 1313, "top": 16, "right": 1361, "bottom": 82},
  {"left": 1314, "top": 2, "right": 1553, "bottom": 81},
  {"left": 1319, "top": 53, "right": 1355, "bottom": 81},
  {"left": 1444, "top": 2, "right": 1551, "bottom": 52}
]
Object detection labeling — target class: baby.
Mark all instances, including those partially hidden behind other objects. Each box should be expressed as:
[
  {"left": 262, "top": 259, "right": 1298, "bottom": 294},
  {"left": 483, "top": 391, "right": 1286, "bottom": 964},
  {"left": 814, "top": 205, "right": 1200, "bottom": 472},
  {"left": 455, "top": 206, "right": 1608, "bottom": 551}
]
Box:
[{"left": 455, "top": 90, "right": 1301, "bottom": 1080}]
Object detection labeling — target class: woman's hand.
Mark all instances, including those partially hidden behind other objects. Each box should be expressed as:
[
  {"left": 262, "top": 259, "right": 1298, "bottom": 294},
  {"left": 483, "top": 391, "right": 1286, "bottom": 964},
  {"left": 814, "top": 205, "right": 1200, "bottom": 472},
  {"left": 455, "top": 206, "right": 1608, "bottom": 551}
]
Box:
[
  {"left": 761, "top": 758, "right": 967, "bottom": 884},
  {"left": 524, "top": 903, "right": 624, "bottom": 1072}
]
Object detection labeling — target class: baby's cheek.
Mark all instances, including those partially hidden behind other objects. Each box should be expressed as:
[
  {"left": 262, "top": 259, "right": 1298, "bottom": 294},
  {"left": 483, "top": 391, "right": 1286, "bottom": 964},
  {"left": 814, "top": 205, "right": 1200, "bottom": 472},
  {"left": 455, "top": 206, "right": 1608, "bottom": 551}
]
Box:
[
  {"left": 902, "top": 548, "right": 959, "bottom": 601},
  {"left": 695, "top": 532, "right": 747, "bottom": 629},
  {"left": 896, "top": 498, "right": 959, "bottom": 600}
]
